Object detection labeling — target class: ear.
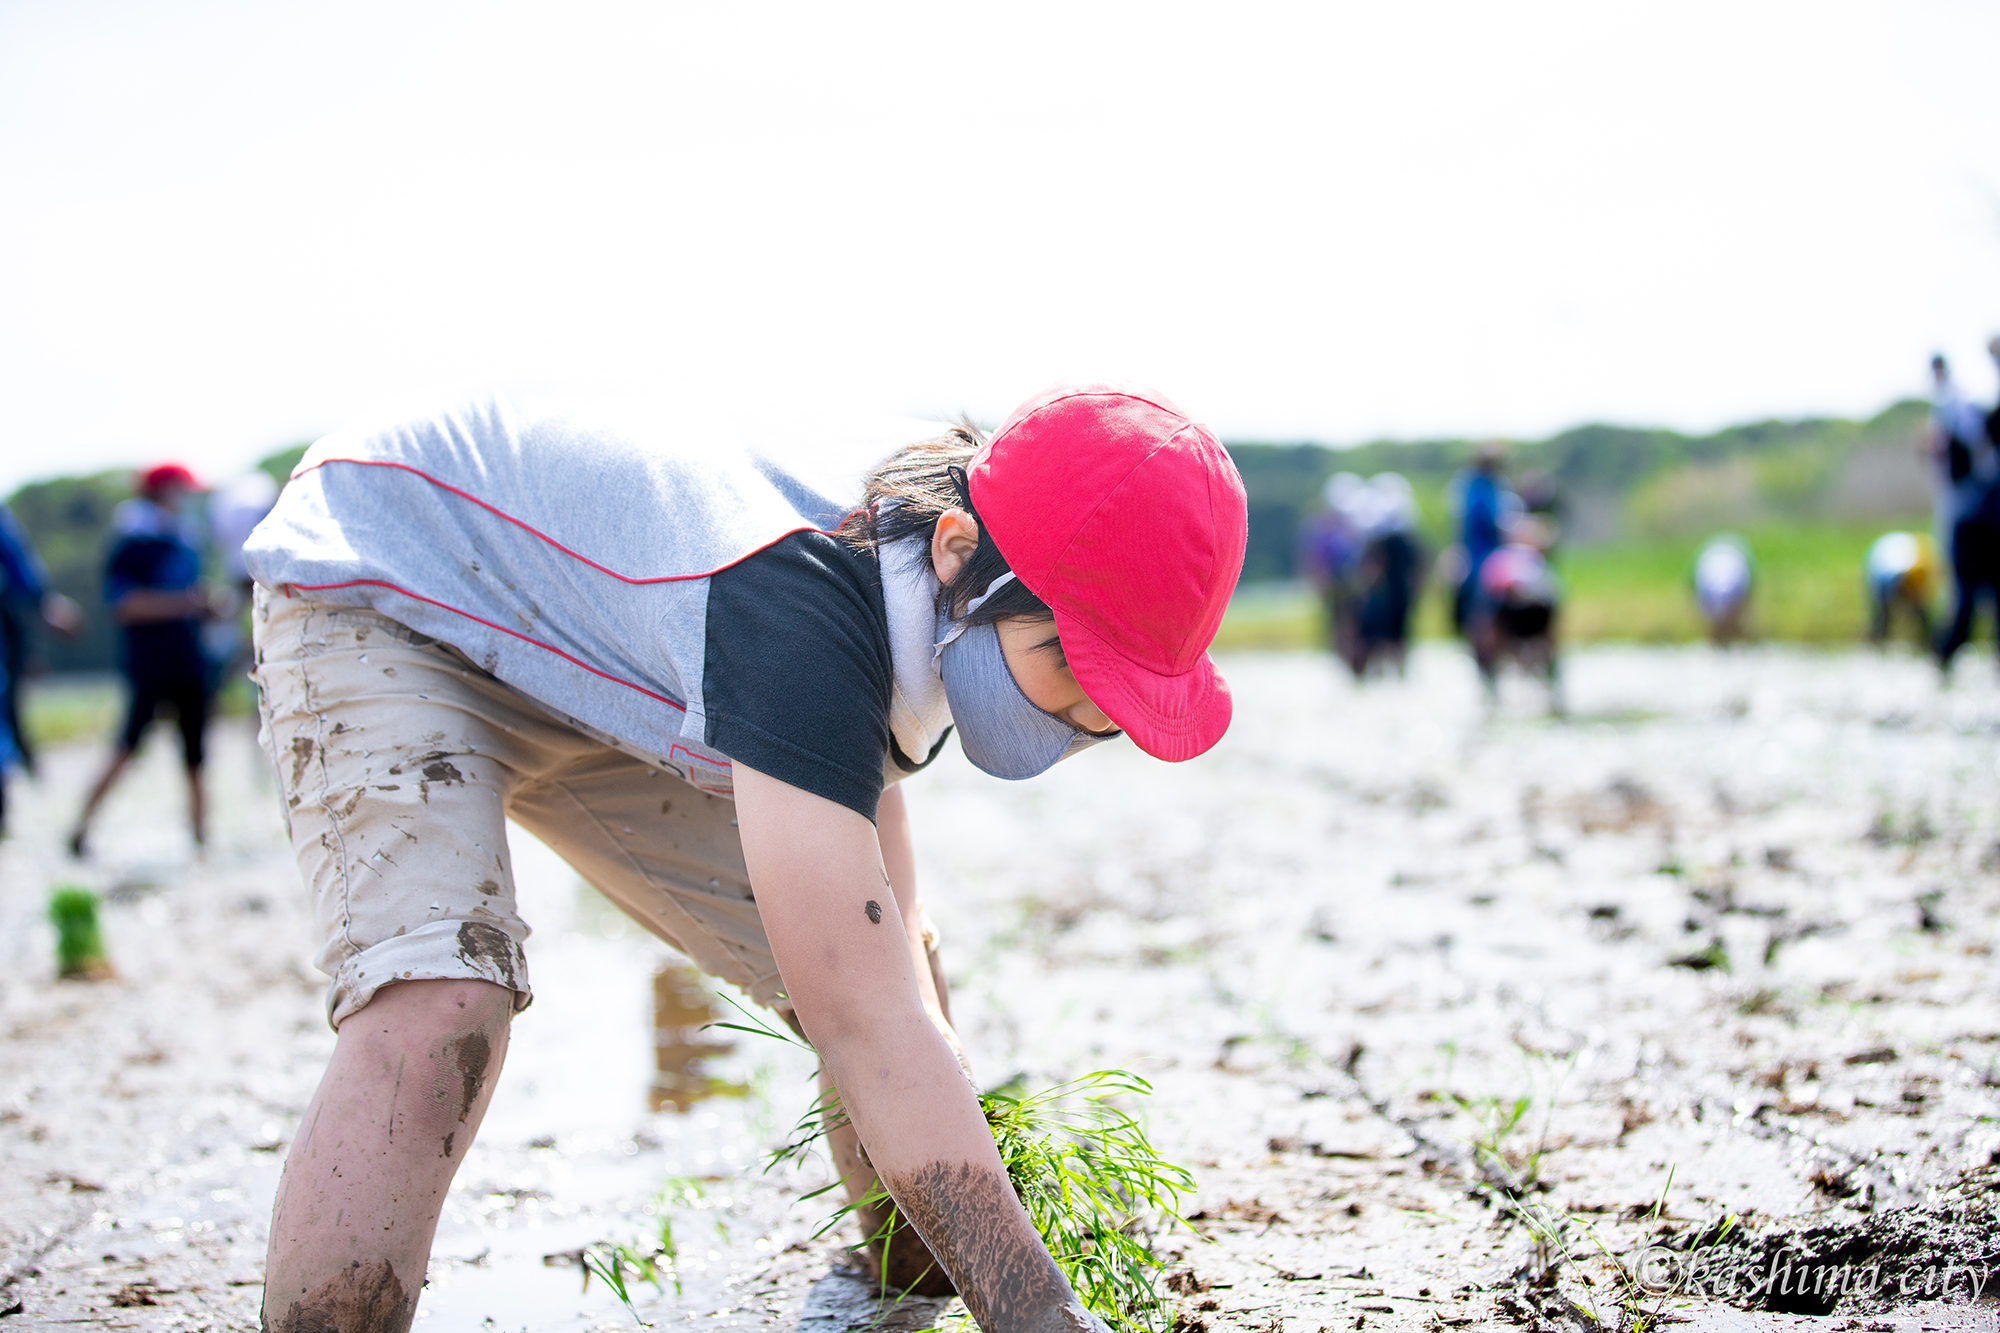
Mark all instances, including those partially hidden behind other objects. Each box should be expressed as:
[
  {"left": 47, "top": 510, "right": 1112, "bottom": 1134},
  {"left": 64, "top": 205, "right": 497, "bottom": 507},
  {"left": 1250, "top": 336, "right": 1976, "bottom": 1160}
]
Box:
[{"left": 931, "top": 508, "right": 981, "bottom": 582}]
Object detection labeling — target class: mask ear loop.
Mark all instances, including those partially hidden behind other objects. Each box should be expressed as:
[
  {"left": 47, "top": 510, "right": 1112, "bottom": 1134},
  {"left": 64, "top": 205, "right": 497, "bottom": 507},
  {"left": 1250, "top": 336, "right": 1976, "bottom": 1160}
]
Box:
[
  {"left": 935, "top": 461, "right": 1001, "bottom": 656},
  {"left": 945, "top": 464, "right": 977, "bottom": 516},
  {"left": 934, "top": 573, "right": 1018, "bottom": 656}
]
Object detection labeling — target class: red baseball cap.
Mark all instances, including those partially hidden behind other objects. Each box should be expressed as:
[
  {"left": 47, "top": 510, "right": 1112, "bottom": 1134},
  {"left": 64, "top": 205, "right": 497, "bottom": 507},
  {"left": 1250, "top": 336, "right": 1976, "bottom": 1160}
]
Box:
[
  {"left": 968, "top": 383, "right": 1248, "bottom": 762},
  {"left": 139, "top": 463, "right": 200, "bottom": 498}
]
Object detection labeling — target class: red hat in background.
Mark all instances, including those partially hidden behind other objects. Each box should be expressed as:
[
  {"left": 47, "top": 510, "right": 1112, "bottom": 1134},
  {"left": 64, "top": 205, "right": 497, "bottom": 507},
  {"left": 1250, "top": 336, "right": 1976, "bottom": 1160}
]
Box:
[
  {"left": 138, "top": 463, "right": 200, "bottom": 499},
  {"left": 968, "top": 383, "right": 1248, "bottom": 762}
]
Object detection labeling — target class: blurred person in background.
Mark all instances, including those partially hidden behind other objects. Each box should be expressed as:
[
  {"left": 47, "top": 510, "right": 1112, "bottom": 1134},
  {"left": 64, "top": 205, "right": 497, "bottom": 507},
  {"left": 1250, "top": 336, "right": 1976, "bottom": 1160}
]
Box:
[
  {"left": 1349, "top": 473, "right": 1426, "bottom": 678},
  {"left": 1467, "top": 512, "right": 1562, "bottom": 714},
  {"left": 1865, "top": 531, "right": 1938, "bottom": 647},
  {"left": 1297, "top": 472, "right": 1367, "bottom": 666},
  {"left": 1692, "top": 533, "right": 1754, "bottom": 646},
  {"left": 1927, "top": 355, "right": 2000, "bottom": 677},
  {"left": 1, "top": 503, "right": 85, "bottom": 771},
  {"left": 1515, "top": 468, "right": 1565, "bottom": 554},
  {"left": 68, "top": 463, "right": 214, "bottom": 856},
  {"left": 1989, "top": 335, "right": 2000, "bottom": 449},
  {"left": 202, "top": 469, "right": 280, "bottom": 697},
  {"left": 1447, "top": 440, "right": 1515, "bottom": 635},
  {"left": 0, "top": 504, "right": 84, "bottom": 832}
]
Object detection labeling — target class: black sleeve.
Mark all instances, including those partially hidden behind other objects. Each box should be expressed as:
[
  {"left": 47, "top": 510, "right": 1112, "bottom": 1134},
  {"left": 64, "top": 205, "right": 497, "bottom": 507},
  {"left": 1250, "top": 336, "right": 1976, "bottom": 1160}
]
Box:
[{"left": 701, "top": 531, "right": 893, "bottom": 822}]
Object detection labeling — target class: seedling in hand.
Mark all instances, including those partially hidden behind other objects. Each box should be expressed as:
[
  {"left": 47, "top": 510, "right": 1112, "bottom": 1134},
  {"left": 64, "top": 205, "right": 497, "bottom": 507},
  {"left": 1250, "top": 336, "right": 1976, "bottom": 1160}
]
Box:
[{"left": 724, "top": 998, "right": 1195, "bottom": 1332}]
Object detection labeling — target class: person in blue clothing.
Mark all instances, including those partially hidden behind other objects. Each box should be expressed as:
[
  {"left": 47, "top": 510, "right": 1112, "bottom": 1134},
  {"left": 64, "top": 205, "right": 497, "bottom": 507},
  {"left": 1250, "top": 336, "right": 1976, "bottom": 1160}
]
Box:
[
  {"left": 1448, "top": 440, "right": 1513, "bottom": 634},
  {"left": 1928, "top": 355, "right": 2000, "bottom": 676},
  {"left": 68, "top": 463, "right": 215, "bottom": 856},
  {"left": 0, "top": 503, "right": 83, "bottom": 831}
]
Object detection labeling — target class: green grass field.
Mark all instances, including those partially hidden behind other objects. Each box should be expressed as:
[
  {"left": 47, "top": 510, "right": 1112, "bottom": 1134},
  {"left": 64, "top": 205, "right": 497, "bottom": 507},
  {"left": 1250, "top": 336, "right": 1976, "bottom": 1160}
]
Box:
[
  {"left": 1214, "top": 520, "right": 1941, "bottom": 651},
  {"left": 20, "top": 674, "right": 123, "bottom": 749}
]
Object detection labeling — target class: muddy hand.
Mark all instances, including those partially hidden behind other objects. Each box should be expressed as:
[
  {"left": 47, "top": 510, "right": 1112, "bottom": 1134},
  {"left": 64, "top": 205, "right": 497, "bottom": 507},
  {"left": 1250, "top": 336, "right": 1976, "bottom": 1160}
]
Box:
[{"left": 1031, "top": 1298, "right": 1112, "bottom": 1333}]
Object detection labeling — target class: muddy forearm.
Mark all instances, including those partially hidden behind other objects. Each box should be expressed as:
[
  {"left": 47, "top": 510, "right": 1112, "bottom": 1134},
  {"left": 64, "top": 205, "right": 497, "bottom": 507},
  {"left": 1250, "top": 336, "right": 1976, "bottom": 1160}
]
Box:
[
  {"left": 811, "top": 1014, "right": 1087, "bottom": 1331},
  {"left": 882, "top": 1160, "right": 1107, "bottom": 1333},
  {"left": 734, "top": 768, "right": 1096, "bottom": 1331}
]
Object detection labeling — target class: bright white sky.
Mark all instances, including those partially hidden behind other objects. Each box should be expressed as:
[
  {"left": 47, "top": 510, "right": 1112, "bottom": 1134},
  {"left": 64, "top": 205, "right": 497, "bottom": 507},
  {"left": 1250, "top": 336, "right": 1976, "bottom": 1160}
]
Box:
[{"left": 3, "top": 1, "right": 1998, "bottom": 494}]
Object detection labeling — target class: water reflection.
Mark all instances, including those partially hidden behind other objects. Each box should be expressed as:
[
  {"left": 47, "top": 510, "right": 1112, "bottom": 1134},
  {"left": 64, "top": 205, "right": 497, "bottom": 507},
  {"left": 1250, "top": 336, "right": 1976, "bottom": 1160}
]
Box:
[{"left": 650, "top": 961, "right": 749, "bottom": 1112}]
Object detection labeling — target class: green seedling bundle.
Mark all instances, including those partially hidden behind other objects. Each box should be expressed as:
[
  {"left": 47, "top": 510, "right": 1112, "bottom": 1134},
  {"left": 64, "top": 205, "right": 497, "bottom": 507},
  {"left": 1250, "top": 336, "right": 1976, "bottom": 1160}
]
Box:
[
  {"left": 49, "top": 885, "right": 113, "bottom": 980},
  {"left": 970, "top": 1070, "right": 1194, "bottom": 1333}
]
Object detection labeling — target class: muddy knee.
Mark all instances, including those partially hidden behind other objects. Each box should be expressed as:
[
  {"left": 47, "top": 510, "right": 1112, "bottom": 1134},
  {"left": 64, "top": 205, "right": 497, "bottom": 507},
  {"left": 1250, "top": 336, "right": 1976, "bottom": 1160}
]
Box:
[{"left": 338, "top": 979, "right": 512, "bottom": 1158}]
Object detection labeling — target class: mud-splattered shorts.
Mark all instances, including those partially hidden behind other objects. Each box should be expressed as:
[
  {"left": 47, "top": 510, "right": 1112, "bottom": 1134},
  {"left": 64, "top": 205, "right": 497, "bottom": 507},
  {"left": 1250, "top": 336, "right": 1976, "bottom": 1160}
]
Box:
[{"left": 252, "top": 586, "right": 790, "bottom": 1030}]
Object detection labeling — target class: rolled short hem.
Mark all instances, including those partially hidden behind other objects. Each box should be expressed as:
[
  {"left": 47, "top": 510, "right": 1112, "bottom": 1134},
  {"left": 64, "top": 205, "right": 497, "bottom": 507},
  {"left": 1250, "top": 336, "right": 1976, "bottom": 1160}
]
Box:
[{"left": 327, "top": 919, "right": 534, "bottom": 1029}]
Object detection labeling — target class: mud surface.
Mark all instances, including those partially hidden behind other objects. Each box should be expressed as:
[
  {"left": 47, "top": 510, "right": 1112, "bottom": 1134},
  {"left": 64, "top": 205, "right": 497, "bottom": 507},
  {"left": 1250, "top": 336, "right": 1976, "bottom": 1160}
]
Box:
[
  {"left": 1660, "top": 1171, "right": 2000, "bottom": 1316},
  {"left": 2, "top": 645, "right": 1999, "bottom": 1330}
]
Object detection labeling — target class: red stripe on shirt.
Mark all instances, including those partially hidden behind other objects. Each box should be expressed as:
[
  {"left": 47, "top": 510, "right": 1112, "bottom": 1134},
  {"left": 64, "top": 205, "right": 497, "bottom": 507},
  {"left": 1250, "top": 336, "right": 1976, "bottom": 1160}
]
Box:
[
  {"left": 294, "top": 455, "right": 864, "bottom": 583},
  {"left": 285, "top": 578, "right": 690, "bottom": 713}
]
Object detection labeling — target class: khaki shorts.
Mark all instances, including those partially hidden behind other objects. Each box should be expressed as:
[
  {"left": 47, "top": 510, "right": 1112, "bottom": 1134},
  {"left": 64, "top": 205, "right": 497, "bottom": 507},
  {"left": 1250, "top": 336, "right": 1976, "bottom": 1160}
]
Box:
[{"left": 253, "top": 586, "right": 789, "bottom": 1029}]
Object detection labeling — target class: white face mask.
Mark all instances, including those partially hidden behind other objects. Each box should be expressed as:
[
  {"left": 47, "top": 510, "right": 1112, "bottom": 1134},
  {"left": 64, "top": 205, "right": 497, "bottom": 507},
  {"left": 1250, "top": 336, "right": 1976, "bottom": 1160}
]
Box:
[{"left": 933, "top": 575, "right": 1120, "bottom": 780}]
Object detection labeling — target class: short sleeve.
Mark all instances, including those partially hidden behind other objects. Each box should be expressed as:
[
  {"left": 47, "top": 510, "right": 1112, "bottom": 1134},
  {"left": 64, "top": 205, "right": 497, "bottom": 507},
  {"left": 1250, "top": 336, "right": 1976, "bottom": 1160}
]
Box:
[{"left": 701, "top": 532, "right": 892, "bottom": 822}]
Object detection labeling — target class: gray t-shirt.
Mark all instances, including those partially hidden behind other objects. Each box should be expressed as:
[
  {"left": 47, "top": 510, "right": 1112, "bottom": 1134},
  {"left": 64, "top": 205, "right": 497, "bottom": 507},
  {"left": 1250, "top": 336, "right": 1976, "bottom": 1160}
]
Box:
[{"left": 244, "top": 395, "right": 953, "bottom": 819}]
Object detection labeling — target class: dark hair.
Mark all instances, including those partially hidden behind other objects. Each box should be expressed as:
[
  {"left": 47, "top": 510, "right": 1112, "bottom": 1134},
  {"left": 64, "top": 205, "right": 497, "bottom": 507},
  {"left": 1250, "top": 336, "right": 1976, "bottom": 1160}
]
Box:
[{"left": 836, "top": 424, "right": 1054, "bottom": 628}]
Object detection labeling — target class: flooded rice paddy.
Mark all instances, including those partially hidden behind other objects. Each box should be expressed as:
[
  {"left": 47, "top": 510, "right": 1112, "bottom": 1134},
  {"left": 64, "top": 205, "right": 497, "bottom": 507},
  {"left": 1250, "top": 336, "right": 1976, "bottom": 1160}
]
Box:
[{"left": 2, "top": 644, "right": 1998, "bottom": 1331}]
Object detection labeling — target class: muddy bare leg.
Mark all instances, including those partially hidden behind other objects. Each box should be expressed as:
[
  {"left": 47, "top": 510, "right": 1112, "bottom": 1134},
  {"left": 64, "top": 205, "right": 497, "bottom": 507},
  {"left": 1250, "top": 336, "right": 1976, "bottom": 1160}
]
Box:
[
  {"left": 1471, "top": 627, "right": 1501, "bottom": 706},
  {"left": 186, "top": 766, "right": 207, "bottom": 847},
  {"left": 68, "top": 748, "right": 134, "bottom": 853},
  {"left": 262, "top": 978, "right": 513, "bottom": 1333}
]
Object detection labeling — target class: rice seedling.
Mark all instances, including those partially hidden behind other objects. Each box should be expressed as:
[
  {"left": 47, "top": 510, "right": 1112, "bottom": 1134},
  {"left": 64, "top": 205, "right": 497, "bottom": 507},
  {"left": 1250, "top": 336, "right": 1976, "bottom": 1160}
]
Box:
[
  {"left": 1495, "top": 1164, "right": 1749, "bottom": 1333},
  {"left": 49, "top": 885, "right": 113, "bottom": 980},
  {"left": 1435, "top": 1043, "right": 1578, "bottom": 1196},
  {"left": 716, "top": 1000, "right": 1196, "bottom": 1332},
  {"left": 580, "top": 1244, "right": 655, "bottom": 1328},
  {"left": 576, "top": 1177, "right": 705, "bottom": 1327}
]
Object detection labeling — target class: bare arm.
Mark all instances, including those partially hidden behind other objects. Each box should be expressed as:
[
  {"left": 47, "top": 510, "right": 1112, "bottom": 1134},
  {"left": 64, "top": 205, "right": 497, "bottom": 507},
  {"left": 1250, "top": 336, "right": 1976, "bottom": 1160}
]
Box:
[
  {"left": 112, "top": 587, "right": 210, "bottom": 625},
  {"left": 734, "top": 765, "right": 1102, "bottom": 1333},
  {"left": 876, "top": 786, "right": 934, "bottom": 1006},
  {"left": 40, "top": 592, "right": 84, "bottom": 638},
  {"left": 876, "top": 784, "right": 964, "bottom": 1050}
]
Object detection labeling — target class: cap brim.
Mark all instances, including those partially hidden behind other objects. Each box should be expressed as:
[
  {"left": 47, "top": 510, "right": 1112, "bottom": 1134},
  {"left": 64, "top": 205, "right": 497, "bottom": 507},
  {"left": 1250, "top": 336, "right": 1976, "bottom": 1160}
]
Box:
[{"left": 1053, "top": 608, "right": 1233, "bottom": 762}]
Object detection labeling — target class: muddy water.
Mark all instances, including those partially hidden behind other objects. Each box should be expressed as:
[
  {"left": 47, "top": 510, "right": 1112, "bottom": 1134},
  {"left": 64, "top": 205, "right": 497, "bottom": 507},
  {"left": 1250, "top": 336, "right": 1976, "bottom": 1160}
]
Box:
[
  {"left": 3, "top": 645, "right": 1999, "bottom": 1330},
  {"left": 650, "top": 961, "right": 748, "bottom": 1114}
]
